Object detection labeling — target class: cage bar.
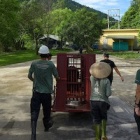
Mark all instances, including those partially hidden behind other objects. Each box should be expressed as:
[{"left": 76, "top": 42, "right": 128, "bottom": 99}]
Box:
[{"left": 52, "top": 53, "right": 96, "bottom": 112}]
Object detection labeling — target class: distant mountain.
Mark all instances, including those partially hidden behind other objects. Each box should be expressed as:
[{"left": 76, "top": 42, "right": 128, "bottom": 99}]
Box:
[
  {"left": 19, "top": 0, "right": 108, "bottom": 20},
  {"left": 56, "top": 0, "right": 108, "bottom": 19}
]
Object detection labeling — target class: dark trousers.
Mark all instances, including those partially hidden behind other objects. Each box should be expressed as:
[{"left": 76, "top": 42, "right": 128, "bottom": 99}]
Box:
[
  {"left": 134, "top": 110, "right": 140, "bottom": 135},
  {"left": 108, "top": 78, "right": 113, "bottom": 86},
  {"left": 30, "top": 91, "right": 52, "bottom": 128},
  {"left": 90, "top": 101, "right": 109, "bottom": 124}
]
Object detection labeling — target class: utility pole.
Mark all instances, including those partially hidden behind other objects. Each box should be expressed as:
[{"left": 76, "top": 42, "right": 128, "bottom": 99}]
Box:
[{"left": 107, "top": 9, "right": 120, "bottom": 29}]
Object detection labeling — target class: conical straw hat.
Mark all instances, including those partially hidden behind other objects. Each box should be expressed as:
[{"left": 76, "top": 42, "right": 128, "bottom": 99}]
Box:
[{"left": 89, "top": 62, "right": 111, "bottom": 79}]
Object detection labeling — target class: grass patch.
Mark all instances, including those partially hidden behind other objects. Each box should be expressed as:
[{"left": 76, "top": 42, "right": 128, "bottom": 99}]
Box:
[
  {"left": 0, "top": 50, "right": 38, "bottom": 66},
  {"left": 0, "top": 48, "right": 72, "bottom": 66},
  {"left": 1, "top": 49, "right": 140, "bottom": 66},
  {"left": 93, "top": 50, "right": 140, "bottom": 60},
  {"left": 109, "top": 51, "right": 140, "bottom": 59}
]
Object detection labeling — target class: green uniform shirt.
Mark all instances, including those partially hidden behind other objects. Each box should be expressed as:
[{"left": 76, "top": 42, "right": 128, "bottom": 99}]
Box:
[
  {"left": 28, "top": 60, "right": 59, "bottom": 93},
  {"left": 90, "top": 76, "right": 112, "bottom": 104}
]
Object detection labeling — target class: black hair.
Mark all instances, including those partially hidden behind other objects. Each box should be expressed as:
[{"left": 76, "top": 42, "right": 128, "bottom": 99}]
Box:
[
  {"left": 104, "top": 53, "right": 109, "bottom": 58},
  {"left": 40, "top": 54, "right": 49, "bottom": 58},
  {"left": 48, "top": 53, "right": 52, "bottom": 57}
]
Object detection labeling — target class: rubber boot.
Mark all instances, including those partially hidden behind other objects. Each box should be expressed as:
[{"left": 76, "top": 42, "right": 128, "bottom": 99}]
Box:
[
  {"left": 101, "top": 120, "right": 108, "bottom": 140},
  {"left": 43, "top": 119, "right": 53, "bottom": 132},
  {"left": 94, "top": 124, "right": 101, "bottom": 140},
  {"left": 31, "top": 121, "right": 37, "bottom": 140}
]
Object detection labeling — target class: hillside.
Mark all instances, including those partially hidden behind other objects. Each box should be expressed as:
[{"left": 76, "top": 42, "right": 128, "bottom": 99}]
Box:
[
  {"left": 54, "top": 0, "right": 116, "bottom": 26},
  {"left": 19, "top": 0, "right": 109, "bottom": 20},
  {"left": 57, "top": 0, "right": 108, "bottom": 19},
  {"left": 120, "top": 0, "right": 140, "bottom": 29}
]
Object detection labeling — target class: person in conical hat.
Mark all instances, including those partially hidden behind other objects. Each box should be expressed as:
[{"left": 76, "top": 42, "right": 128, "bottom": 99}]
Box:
[
  {"left": 89, "top": 62, "right": 112, "bottom": 79},
  {"left": 89, "top": 62, "right": 112, "bottom": 140}
]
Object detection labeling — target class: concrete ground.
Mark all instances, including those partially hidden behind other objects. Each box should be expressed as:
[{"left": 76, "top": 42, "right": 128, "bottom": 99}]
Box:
[{"left": 0, "top": 53, "right": 140, "bottom": 140}]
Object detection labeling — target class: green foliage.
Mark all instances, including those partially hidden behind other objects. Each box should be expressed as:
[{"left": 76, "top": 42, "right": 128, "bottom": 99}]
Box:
[
  {"left": 60, "top": 8, "right": 103, "bottom": 51},
  {"left": 20, "top": 1, "right": 48, "bottom": 53},
  {"left": 0, "top": 0, "right": 112, "bottom": 53},
  {"left": 20, "top": 1, "right": 45, "bottom": 38},
  {"left": 45, "top": 7, "right": 105, "bottom": 50},
  {"left": 52, "top": 0, "right": 66, "bottom": 9},
  {"left": 110, "top": 51, "right": 140, "bottom": 59},
  {"left": 0, "top": 48, "right": 72, "bottom": 66},
  {"left": 0, "top": 50, "right": 39, "bottom": 66},
  {"left": 0, "top": 0, "right": 21, "bottom": 51},
  {"left": 21, "top": 34, "right": 35, "bottom": 49},
  {"left": 131, "top": 0, "right": 140, "bottom": 6},
  {"left": 53, "top": 0, "right": 108, "bottom": 20},
  {"left": 121, "top": 0, "right": 140, "bottom": 29},
  {"left": 1, "top": 50, "right": 140, "bottom": 66},
  {"left": 48, "top": 8, "right": 73, "bottom": 48},
  {"left": 138, "top": 31, "right": 140, "bottom": 46}
]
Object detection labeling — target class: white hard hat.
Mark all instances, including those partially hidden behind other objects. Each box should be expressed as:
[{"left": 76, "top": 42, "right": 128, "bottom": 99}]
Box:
[{"left": 38, "top": 45, "right": 50, "bottom": 54}]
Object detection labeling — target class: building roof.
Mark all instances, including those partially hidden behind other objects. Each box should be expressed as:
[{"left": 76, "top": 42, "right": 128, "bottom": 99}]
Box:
[
  {"left": 40, "top": 34, "right": 60, "bottom": 41},
  {"left": 104, "top": 35, "right": 136, "bottom": 39},
  {"left": 103, "top": 29, "right": 139, "bottom": 32}
]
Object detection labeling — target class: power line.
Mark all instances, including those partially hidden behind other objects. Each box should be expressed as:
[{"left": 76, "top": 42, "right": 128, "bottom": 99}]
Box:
[{"left": 107, "top": 9, "right": 120, "bottom": 29}]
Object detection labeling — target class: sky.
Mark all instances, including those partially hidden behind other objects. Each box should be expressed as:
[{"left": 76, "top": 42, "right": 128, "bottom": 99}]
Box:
[{"left": 73, "top": 0, "right": 131, "bottom": 18}]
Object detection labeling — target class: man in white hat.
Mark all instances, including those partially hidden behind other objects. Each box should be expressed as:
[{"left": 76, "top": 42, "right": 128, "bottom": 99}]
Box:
[
  {"left": 38, "top": 44, "right": 50, "bottom": 54},
  {"left": 28, "top": 45, "right": 60, "bottom": 140},
  {"left": 89, "top": 62, "right": 112, "bottom": 140}
]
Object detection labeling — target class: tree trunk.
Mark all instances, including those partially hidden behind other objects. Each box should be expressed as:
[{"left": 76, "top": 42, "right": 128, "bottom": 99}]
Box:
[{"left": 35, "top": 38, "right": 39, "bottom": 55}]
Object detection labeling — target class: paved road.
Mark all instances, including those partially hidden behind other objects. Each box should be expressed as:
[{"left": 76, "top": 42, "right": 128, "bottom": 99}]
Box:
[{"left": 0, "top": 53, "right": 140, "bottom": 140}]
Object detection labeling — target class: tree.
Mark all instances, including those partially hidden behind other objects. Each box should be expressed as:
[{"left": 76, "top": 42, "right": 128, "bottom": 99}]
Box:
[
  {"left": 52, "top": 0, "right": 66, "bottom": 9},
  {"left": 48, "top": 8, "right": 73, "bottom": 48},
  {"left": 63, "top": 8, "right": 103, "bottom": 52},
  {"left": 20, "top": 0, "right": 56, "bottom": 53},
  {"left": 131, "top": 0, "right": 140, "bottom": 6},
  {"left": 138, "top": 31, "right": 140, "bottom": 47},
  {"left": 47, "top": 8, "right": 104, "bottom": 51},
  {"left": 120, "top": 0, "right": 140, "bottom": 29},
  {"left": 20, "top": 1, "right": 46, "bottom": 53},
  {"left": 0, "top": 0, "right": 21, "bottom": 52}
]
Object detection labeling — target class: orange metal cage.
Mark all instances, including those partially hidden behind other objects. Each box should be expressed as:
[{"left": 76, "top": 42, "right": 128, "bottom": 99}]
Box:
[{"left": 52, "top": 53, "right": 96, "bottom": 112}]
